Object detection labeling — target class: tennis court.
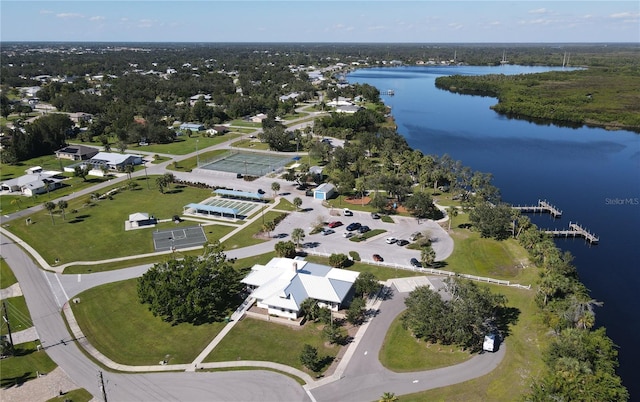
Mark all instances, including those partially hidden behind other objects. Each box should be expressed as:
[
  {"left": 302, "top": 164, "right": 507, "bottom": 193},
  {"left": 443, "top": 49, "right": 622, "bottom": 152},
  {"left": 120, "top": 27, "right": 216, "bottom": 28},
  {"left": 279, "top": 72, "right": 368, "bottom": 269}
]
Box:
[
  {"left": 152, "top": 226, "right": 207, "bottom": 252},
  {"left": 199, "top": 150, "right": 293, "bottom": 177}
]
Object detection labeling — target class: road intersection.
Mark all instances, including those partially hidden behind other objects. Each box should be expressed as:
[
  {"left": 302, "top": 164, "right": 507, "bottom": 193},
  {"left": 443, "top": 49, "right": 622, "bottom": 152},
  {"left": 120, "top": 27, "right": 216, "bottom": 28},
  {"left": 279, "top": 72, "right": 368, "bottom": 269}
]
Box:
[{"left": 0, "top": 120, "right": 504, "bottom": 401}]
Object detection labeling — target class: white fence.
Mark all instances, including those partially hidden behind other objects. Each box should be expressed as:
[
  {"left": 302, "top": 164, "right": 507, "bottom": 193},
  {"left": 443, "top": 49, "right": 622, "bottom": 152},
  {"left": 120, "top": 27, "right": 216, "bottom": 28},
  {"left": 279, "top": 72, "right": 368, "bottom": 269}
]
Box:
[{"left": 302, "top": 249, "right": 531, "bottom": 290}]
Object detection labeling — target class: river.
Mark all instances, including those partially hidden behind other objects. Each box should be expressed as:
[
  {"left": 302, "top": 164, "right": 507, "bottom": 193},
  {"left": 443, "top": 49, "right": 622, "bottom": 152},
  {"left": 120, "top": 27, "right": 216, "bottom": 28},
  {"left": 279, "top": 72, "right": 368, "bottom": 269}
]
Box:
[{"left": 348, "top": 65, "right": 640, "bottom": 399}]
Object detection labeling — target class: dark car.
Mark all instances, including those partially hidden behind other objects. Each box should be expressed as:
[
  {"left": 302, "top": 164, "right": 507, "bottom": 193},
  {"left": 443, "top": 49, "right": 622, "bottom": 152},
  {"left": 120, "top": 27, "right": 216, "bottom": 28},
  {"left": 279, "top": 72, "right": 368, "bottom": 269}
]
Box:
[
  {"left": 396, "top": 239, "right": 409, "bottom": 246},
  {"left": 358, "top": 225, "right": 370, "bottom": 234},
  {"left": 410, "top": 258, "right": 421, "bottom": 267},
  {"left": 236, "top": 173, "right": 243, "bottom": 179},
  {"left": 373, "top": 254, "right": 384, "bottom": 262},
  {"left": 328, "top": 221, "right": 343, "bottom": 228},
  {"left": 371, "top": 212, "right": 380, "bottom": 219},
  {"left": 346, "top": 222, "right": 361, "bottom": 231},
  {"left": 257, "top": 189, "right": 265, "bottom": 194}
]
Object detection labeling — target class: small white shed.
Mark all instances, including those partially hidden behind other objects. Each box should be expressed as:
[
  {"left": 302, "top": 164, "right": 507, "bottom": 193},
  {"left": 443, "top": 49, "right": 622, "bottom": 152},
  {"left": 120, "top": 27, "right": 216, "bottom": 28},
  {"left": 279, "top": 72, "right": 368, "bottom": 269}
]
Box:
[{"left": 313, "top": 183, "right": 335, "bottom": 200}]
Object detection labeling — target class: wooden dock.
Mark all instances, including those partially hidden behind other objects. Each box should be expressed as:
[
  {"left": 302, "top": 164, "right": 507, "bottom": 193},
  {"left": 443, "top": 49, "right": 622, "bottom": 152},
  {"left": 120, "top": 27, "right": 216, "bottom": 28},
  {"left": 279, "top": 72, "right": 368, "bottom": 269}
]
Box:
[
  {"left": 513, "top": 199, "right": 562, "bottom": 218},
  {"left": 544, "top": 222, "right": 599, "bottom": 244},
  {"left": 380, "top": 89, "right": 395, "bottom": 96}
]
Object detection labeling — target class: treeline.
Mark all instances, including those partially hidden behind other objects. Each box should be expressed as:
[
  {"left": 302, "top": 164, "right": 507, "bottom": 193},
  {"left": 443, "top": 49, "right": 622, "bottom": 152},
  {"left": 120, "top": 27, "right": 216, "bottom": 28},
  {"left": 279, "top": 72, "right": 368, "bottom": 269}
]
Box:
[
  {"left": 435, "top": 67, "right": 640, "bottom": 132},
  {"left": 0, "top": 113, "right": 72, "bottom": 163},
  {"left": 513, "top": 217, "right": 629, "bottom": 400}
]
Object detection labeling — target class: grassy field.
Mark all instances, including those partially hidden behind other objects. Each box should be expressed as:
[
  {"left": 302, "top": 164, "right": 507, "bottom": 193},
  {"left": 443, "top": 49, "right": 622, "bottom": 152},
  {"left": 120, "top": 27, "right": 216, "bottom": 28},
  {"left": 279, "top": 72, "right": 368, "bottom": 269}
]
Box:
[
  {"left": 203, "top": 318, "right": 340, "bottom": 375},
  {"left": 5, "top": 182, "right": 222, "bottom": 265},
  {"left": 127, "top": 133, "right": 241, "bottom": 155},
  {"left": 1, "top": 296, "right": 33, "bottom": 336},
  {"left": 0, "top": 258, "right": 18, "bottom": 288},
  {"left": 379, "top": 315, "right": 472, "bottom": 371},
  {"left": 71, "top": 280, "right": 227, "bottom": 365},
  {"left": 230, "top": 139, "right": 271, "bottom": 151},
  {"left": 221, "top": 210, "right": 286, "bottom": 250},
  {"left": 165, "top": 149, "right": 228, "bottom": 172},
  {"left": 0, "top": 341, "right": 57, "bottom": 388}
]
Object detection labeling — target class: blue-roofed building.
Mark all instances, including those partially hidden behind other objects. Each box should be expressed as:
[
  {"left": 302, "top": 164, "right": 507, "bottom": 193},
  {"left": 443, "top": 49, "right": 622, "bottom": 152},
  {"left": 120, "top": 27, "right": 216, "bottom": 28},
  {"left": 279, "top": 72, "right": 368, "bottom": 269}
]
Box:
[
  {"left": 179, "top": 123, "right": 205, "bottom": 132},
  {"left": 241, "top": 257, "right": 360, "bottom": 320}
]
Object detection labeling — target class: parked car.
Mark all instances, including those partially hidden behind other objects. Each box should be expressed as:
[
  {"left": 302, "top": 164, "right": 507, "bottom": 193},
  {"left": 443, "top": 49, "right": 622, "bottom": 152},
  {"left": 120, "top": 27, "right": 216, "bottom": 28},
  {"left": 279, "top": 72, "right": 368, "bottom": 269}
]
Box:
[
  {"left": 328, "top": 221, "right": 343, "bottom": 228},
  {"left": 257, "top": 189, "right": 265, "bottom": 194},
  {"left": 305, "top": 190, "right": 314, "bottom": 197},
  {"left": 371, "top": 212, "right": 380, "bottom": 219},
  {"left": 385, "top": 237, "right": 397, "bottom": 244},
  {"left": 409, "top": 232, "right": 422, "bottom": 241},
  {"left": 346, "top": 222, "right": 361, "bottom": 231},
  {"left": 373, "top": 254, "right": 384, "bottom": 262},
  {"left": 322, "top": 229, "right": 335, "bottom": 236},
  {"left": 236, "top": 173, "right": 243, "bottom": 179},
  {"left": 396, "top": 239, "right": 409, "bottom": 246},
  {"left": 410, "top": 258, "right": 421, "bottom": 267},
  {"left": 343, "top": 232, "right": 354, "bottom": 238},
  {"left": 358, "top": 225, "right": 370, "bottom": 234},
  {"left": 343, "top": 208, "right": 353, "bottom": 216}
]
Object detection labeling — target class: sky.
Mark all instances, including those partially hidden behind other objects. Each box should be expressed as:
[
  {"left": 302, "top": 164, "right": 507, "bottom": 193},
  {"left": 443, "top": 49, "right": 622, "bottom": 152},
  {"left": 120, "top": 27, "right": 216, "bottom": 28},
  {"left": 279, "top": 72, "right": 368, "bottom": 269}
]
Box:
[{"left": 1, "top": 1, "right": 638, "bottom": 43}]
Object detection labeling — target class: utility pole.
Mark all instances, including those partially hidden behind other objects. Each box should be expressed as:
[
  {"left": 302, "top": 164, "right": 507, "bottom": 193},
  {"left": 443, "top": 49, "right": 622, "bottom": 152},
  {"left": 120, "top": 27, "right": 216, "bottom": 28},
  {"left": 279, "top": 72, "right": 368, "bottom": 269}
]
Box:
[
  {"left": 2, "top": 301, "right": 14, "bottom": 349},
  {"left": 196, "top": 139, "right": 200, "bottom": 167},
  {"left": 98, "top": 371, "right": 107, "bottom": 402}
]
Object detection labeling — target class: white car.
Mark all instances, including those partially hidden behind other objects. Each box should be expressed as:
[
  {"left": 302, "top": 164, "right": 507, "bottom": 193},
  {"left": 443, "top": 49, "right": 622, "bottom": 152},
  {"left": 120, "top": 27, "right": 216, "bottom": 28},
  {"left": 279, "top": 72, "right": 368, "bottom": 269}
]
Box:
[
  {"left": 343, "top": 232, "right": 354, "bottom": 238},
  {"left": 343, "top": 208, "right": 353, "bottom": 216},
  {"left": 322, "top": 229, "right": 335, "bottom": 236},
  {"left": 385, "top": 237, "right": 397, "bottom": 244}
]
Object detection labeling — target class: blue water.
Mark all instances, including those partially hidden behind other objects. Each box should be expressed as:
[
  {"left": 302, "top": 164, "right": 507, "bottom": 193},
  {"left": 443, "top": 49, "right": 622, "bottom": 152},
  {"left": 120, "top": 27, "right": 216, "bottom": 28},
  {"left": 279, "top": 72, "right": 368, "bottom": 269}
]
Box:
[{"left": 348, "top": 65, "right": 640, "bottom": 398}]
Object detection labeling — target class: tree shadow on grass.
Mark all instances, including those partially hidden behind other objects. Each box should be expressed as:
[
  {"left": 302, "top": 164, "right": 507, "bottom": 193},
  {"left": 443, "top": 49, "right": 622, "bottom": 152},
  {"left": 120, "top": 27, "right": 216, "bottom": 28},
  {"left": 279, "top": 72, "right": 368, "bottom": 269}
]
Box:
[
  {"left": 495, "top": 306, "right": 520, "bottom": 339},
  {"left": 165, "top": 189, "right": 184, "bottom": 194},
  {"left": 1, "top": 372, "right": 32, "bottom": 388}
]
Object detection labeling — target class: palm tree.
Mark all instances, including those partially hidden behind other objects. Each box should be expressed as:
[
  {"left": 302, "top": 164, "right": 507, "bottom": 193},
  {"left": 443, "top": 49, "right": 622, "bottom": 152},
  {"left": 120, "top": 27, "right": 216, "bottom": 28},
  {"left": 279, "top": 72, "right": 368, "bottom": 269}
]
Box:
[
  {"left": 421, "top": 245, "right": 436, "bottom": 267},
  {"left": 271, "top": 181, "right": 280, "bottom": 197},
  {"left": 57, "top": 200, "right": 68, "bottom": 221},
  {"left": 44, "top": 201, "right": 56, "bottom": 225},
  {"left": 262, "top": 220, "right": 276, "bottom": 238},
  {"left": 447, "top": 206, "right": 459, "bottom": 231},
  {"left": 379, "top": 392, "right": 399, "bottom": 402},
  {"left": 291, "top": 228, "right": 305, "bottom": 248},
  {"left": 124, "top": 164, "right": 134, "bottom": 181},
  {"left": 292, "top": 197, "right": 302, "bottom": 211},
  {"left": 156, "top": 177, "right": 167, "bottom": 194},
  {"left": 163, "top": 173, "right": 175, "bottom": 189}
]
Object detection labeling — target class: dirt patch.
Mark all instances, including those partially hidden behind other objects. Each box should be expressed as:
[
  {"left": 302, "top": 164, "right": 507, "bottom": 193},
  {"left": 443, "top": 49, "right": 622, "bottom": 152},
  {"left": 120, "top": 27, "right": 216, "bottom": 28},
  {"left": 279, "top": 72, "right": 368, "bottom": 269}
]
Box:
[{"left": 343, "top": 196, "right": 371, "bottom": 206}]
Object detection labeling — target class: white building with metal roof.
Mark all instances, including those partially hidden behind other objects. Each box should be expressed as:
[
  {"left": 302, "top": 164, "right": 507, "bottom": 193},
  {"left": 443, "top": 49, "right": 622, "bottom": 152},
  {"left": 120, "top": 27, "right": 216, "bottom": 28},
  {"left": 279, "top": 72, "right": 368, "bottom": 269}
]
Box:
[{"left": 241, "top": 257, "right": 360, "bottom": 320}]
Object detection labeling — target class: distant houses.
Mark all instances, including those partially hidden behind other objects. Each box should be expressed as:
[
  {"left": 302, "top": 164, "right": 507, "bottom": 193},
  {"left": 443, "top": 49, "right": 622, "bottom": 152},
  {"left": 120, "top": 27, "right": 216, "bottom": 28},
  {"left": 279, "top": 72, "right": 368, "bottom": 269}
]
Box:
[
  {"left": 55, "top": 144, "right": 100, "bottom": 161},
  {"left": 0, "top": 167, "right": 64, "bottom": 197}
]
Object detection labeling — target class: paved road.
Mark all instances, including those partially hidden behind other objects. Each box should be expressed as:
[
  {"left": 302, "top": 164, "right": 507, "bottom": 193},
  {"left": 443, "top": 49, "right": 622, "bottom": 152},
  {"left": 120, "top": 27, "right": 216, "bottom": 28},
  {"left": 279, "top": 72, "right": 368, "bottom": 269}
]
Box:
[
  {"left": 0, "top": 232, "right": 311, "bottom": 402},
  {"left": 309, "top": 283, "right": 505, "bottom": 401}
]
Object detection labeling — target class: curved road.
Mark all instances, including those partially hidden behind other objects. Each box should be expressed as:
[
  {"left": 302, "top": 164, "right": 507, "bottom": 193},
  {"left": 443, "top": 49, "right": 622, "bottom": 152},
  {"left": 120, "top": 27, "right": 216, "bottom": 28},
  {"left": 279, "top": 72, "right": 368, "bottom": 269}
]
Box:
[{"left": 1, "top": 115, "right": 502, "bottom": 401}]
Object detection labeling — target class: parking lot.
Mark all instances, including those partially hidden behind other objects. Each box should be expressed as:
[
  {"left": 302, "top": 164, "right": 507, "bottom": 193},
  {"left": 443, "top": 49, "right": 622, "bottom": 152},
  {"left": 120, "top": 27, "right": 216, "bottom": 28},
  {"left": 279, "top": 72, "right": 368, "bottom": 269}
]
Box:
[{"left": 273, "top": 205, "right": 453, "bottom": 268}]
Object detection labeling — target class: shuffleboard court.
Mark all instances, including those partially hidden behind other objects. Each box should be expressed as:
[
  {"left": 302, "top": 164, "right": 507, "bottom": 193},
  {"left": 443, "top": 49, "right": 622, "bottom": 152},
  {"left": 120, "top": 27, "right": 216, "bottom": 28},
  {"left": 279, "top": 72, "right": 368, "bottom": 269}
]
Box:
[{"left": 152, "top": 226, "right": 207, "bottom": 252}]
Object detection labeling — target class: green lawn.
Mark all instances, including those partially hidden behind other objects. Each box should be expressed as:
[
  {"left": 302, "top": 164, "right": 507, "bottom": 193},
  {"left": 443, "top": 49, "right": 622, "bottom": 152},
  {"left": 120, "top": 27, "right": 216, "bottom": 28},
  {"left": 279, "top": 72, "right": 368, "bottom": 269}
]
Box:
[
  {"left": 0, "top": 341, "right": 57, "bottom": 388},
  {"left": 399, "top": 284, "right": 548, "bottom": 401},
  {"left": 127, "top": 133, "right": 240, "bottom": 155},
  {"left": 228, "top": 120, "right": 262, "bottom": 128},
  {"left": 166, "top": 149, "right": 228, "bottom": 172},
  {"left": 204, "top": 318, "right": 339, "bottom": 375},
  {"left": 380, "top": 315, "right": 472, "bottom": 371},
  {"left": 230, "top": 139, "right": 271, "bottom": 151},
  {"left": 46, "top": 388, "right": 93, "bottom": 402},
  {"left": 221, "top": 210, "right": 286, "bottom": 250},
  {"left": 71, "top": 280, "right": 227, "bottom": 365},
  {"left": 6, "top": 182, "right": 218, "bottom": 264},
  {"left": 0, "top": 258, "right": 18, "bottom": 289},
  {"left": 1, "top": 296, "right": 33, "bottom": 336}
]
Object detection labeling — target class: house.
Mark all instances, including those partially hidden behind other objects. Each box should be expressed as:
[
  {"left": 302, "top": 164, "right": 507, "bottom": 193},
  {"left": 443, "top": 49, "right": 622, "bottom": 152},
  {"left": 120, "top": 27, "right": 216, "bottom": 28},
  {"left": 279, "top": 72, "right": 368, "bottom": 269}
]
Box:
[
  {"left": 279, "top": 92, "right": 300, "bottom": 102},
  {"left": 250, "top": 113, "right": 268, "bottom": 123},
  {"left": 0, "top": 172, "right": 63, "bottom": 196},
  {"left": 55, "top": 144, "right": 99, "bottom": 161},
  {"left": 179, "top": 123, "right": 205, "bottom": 132},
  {"left": 205, "top": 125, "right": 229, "bottom": 136},
  {"left": 242, "top": 257, "right": 360, "bottom": 319},
  {"left": 25, "top": 166, "right": 43, "bottom": 175},
  {"left": 335, "top": 105, "right": 362, "bottom": 114},
  {"left": 68, "top": 112, "right": 93, "bottom": 124},
  {"left": 313, "top": 183, "right": 335, "bottom": 200},
  {"left": 73, "top": 152, "right": 143, "bottom": 172}
]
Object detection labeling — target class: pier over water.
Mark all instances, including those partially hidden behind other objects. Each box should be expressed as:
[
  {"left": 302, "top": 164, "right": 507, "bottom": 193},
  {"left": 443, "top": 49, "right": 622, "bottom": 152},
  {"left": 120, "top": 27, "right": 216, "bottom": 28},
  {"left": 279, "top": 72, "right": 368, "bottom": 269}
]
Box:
[
  {"left": 544, "top": 223, "right": 599, "bottom": 244},
  {"left": 513, "top": 199, "right": 562, "bottom": 218}
]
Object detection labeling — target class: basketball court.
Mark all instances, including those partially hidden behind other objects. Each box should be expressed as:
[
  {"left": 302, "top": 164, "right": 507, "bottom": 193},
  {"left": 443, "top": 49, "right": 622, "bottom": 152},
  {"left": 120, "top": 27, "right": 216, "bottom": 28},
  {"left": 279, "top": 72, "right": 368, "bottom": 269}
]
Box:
[{"left": 152, "top": 226, "right": 208, "bottom": 252}]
